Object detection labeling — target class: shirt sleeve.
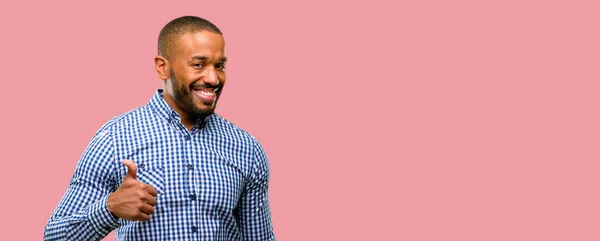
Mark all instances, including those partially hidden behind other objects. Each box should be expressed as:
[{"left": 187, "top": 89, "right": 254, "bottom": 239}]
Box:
[
  {"left": 44, "top": 128, "right": 120, "bottom": 241},
  {"left": 238, "top": 141, "right": 276, "bottom": 241}
]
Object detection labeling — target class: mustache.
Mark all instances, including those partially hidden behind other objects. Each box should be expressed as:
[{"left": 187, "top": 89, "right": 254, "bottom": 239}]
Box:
[
  {"left": 190, "top": 83, "right": 222, "bottom": 91},
  {"left": 190, "top": 80, "right": 222, "bottom": 89}
]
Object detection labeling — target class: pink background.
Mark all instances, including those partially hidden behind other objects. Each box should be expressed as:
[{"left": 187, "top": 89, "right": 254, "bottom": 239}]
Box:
[{"left": 1, "top": 0, "right": 599, "bottom": 240}]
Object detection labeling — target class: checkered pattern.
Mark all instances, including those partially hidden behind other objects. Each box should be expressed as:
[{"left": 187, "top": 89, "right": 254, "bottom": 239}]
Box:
[{"left": 44, "top": 90, "right": 275, "bottom": 241}]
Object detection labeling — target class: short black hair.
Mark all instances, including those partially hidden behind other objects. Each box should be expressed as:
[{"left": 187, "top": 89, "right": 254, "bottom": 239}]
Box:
[{"left": 158, "top": 16, "right": 222, "bottom": 60}]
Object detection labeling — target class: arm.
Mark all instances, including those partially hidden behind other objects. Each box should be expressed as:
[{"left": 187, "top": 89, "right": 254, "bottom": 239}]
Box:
[
  {"left": 238, "top": 141, "right": 276, "bottom": 241},
  {"left": 44, "top": 128, "right": 119, "bottom": 241}
]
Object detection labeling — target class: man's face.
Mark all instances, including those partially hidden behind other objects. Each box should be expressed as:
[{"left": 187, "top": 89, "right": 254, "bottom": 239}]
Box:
[{"left": 163, "top": 31, "right": 227, "bottom": 120}]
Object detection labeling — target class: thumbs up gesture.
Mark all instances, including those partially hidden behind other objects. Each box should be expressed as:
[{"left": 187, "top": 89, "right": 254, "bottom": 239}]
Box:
[{"left": 107, "top": 159, "right": 158, "bottom": 221}]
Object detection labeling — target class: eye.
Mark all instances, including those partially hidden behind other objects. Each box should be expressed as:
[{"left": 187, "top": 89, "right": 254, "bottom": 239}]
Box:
[
  {"left": 216, "top": 63, "right": 226, "bottom": 71},
  {"left": 192, "top": 63, "right": 205, "bottom": 68}
]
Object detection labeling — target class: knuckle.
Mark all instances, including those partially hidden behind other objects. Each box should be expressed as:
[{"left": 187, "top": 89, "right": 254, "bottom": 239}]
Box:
[{"left": 139, "top": 214, "right": 149, "bottom": 221}]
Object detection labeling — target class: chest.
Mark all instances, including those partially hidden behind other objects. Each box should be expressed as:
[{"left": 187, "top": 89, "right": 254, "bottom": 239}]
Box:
[{"left": 116, "top": 133, "right": 249, "bottom": 213}]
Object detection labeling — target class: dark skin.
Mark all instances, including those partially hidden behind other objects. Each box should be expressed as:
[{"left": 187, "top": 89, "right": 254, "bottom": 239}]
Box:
[
  {"left": 107, "top": 31, "right": 227, "bottom": 221},
  {"left": 107, "top": 160, "right": 157, "bottom": 221},
  {"left": 155, "top": 31, "right": 227, "bottom": 130}
]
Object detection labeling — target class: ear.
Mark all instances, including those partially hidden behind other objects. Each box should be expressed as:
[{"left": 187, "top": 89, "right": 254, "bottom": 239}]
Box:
[{"left": 154, "top": 55, "right": 169, "bottom": 80}]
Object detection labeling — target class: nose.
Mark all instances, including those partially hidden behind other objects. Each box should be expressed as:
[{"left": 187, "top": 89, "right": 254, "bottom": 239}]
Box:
[{"left": 204, "top": 67, "right": 219, "bottom": 87}]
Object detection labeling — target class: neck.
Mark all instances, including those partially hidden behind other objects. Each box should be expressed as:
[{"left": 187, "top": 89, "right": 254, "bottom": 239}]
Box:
[{"left": 181, "top": 117, "right": 196, "bottom": 130}]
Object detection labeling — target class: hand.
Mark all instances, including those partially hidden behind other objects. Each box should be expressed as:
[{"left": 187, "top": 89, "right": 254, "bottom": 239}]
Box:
[{"left": 107, "top": 159, "right": 158, "bottom": 221}]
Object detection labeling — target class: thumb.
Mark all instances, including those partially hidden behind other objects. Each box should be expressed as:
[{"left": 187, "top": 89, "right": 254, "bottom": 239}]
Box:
[{"left": 122, "top": 159, "right": 137, "bottom": 180}]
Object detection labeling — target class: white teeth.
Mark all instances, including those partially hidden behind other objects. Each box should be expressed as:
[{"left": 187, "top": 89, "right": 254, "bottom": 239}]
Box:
[{"left": 195, "top": 90, "right": 215, "bottom": 96}]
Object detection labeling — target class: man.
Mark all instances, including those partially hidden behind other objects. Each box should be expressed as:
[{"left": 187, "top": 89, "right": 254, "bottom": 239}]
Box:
[{"left": 44, "top": 16, "right": 275, "bottom": 241}]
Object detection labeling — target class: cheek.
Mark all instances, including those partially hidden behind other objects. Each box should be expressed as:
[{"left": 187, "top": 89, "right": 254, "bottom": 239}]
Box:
[
  {"left": 218, "top": 73, "right": 226, "bottom": 83},
  {"left": 175, "top": 74, "right": 195, "bottom": 88}
]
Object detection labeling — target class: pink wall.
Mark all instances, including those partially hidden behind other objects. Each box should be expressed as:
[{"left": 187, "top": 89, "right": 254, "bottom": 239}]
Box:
[{"left": 1, "top": 0, "right": 599, "bottom": 240}]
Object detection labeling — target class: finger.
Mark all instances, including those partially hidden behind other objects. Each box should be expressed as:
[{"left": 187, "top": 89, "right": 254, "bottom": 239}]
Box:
[
  {"left": 140, "top": 203, "right": 155, "bottom": 215},
  {"left": 143, "top": 194, "right": 157, "bottom": 206},
  {"left": 122, "top": 159, "right": 137, "bottom": 180},
  {"left": 137, "top": 212, "right": 150, "bottom": 222},
  {"left": 146, "top": 185, "right": 158, "bottom": 197}
]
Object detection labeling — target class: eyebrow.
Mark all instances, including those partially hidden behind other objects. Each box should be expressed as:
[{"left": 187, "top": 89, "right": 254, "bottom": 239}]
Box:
[{"left": 190, "top": 55, "right": 228, "bottom": 63}]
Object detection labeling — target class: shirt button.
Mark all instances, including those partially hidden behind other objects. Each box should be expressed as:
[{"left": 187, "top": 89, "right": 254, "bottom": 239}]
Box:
[
  {"left": 191, "top": 226, "right": 198, "bottom": 232},
  {"left": 184, "top": 135, "right": 190, "bottom": 140},
  {"left": 139, "top": 163, "right": 145, "bottom": 169},
  {"left": 187, "top": 164, "right": 194, "bottom": 170},
  {"left": 189, "top": 194, "right": 196, "bottom": 200}
]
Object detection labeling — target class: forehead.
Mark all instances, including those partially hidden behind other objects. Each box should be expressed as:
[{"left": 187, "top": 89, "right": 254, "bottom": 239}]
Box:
[{"left": 172, "top": 31, "right": 225, "bottom": 60}]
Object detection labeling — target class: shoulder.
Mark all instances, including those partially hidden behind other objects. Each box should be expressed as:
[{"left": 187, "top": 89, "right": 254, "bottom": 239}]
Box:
[
  {"left": 76, "top": 108, "right": 146, "bottom": 180},
  {"left": 93, "top": 105, "right": 152, "bottom": 136},
  {"left": 81, "top": 106, "right": 147, "bottom": 156},
  {"left": 209, "top": 113, "right": 263, "bottom": 147},
  {"left": 208, "top": 114, "right": 268, "bottom": 162}
]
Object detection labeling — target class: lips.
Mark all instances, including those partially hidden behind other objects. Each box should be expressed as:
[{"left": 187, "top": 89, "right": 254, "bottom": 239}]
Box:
[{"left": 192, "top": 87, "right": 218, "bottom": 103}]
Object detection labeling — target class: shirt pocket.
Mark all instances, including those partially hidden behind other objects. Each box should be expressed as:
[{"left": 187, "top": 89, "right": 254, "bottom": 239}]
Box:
[{"left": 136, "top": 161, "right": 166, "bottom": 195}]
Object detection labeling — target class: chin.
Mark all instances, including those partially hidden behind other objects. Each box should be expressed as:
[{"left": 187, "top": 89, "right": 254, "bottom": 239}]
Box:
[{"left": 193, "top": 105, "right": 216, "bottom": 116}]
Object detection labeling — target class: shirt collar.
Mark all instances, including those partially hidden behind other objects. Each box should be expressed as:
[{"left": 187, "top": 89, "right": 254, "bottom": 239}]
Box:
[{"left": 148, "top": 89, "right": 209, "bottom": 129}]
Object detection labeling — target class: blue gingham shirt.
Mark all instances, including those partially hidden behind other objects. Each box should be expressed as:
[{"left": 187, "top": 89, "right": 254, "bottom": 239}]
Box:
[{"left": 44, "top": 90, "right": 275, "bottom": 240}]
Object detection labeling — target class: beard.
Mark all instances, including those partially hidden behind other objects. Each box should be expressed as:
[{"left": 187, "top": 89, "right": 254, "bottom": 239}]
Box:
[{"left": 169, "top": 70, "right": 217, "bottom": 120}]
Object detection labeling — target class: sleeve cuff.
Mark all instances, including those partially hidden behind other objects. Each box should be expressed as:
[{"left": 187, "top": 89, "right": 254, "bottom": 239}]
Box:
[{"left": 87, "top": 195, "right": 119, "bottom": 236}]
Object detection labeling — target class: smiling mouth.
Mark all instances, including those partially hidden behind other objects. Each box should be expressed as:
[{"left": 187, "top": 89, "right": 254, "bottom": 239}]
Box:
[
  {"left": 192, "top": 87, "right": 219, "bottom": 103},
  {"left": 195, "top": 89, "right": 217, "bottom": 97}
]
